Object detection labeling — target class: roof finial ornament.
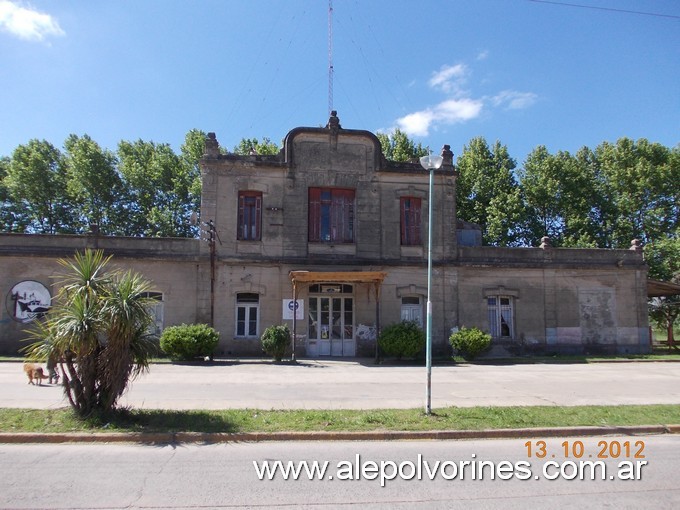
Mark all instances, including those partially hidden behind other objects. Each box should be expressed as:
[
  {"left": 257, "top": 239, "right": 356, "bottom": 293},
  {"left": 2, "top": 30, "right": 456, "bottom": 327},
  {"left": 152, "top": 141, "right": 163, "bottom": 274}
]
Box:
[
  {"left": 326, "top": 111, "right": 341, "bottom": 151},
  {"left": 204, "top": 132, "right": 220, "bottom": 157},
  {"left": 326, "top": 110, "right": 341, "bottom": 132}
]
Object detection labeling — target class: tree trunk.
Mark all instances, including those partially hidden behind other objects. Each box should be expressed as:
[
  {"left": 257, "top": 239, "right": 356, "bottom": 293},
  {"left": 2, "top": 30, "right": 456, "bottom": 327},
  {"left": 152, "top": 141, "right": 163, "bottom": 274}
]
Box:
[{"left": 667, "top": 318, "right": 676, "bottom": 349}]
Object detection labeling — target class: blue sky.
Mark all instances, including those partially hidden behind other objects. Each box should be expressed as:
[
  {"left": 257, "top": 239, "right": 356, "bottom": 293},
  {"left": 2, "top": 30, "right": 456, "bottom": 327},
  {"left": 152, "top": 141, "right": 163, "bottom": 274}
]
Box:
[{"left": 1, "top": 0, "right": 678, "bottom": 164}]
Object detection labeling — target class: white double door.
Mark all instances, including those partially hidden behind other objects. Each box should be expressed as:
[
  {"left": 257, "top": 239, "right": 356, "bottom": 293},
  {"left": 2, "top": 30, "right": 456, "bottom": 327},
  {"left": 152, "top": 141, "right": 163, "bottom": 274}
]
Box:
[{"left": 308, "top": 295, "right": 354, "bottom": 356}]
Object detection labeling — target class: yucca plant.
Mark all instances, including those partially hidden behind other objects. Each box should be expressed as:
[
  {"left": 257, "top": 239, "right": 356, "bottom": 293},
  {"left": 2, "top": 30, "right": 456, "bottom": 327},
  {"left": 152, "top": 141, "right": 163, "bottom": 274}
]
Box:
[{"left": 23, "top": 249, "right": 158, "bottom": 416}]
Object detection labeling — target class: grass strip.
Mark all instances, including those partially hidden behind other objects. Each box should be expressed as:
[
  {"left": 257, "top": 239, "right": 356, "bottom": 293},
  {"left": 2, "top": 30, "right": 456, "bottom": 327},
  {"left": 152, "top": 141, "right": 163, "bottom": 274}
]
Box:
[{"left": 1, "top": 405, "right": 679, "bottom": 435}]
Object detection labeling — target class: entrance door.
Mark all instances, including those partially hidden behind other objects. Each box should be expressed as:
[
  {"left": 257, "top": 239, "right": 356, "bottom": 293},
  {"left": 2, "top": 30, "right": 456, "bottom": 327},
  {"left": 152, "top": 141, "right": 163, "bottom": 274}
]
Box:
[{"left": 307, "top": 294, "right": 354, "bottom": 356}]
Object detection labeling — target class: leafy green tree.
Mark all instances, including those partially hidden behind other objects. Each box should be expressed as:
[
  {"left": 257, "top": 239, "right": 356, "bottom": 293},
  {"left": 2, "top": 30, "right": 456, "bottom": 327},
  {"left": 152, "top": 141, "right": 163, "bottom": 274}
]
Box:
[
  {"left": 563, "top": 146, "right": 616, "bottom": 248},
  {"left": 233, "top": 137, "right": 279, "bottom": 156},
  {"left": 179, "top": 129, "right": 207, "bottom": 237},
  {"left": 456, "top": 138, "right": 521, "bottom": 245},
  {"left": 118, "top": 138, "right": 196, "bottom": 237},
  {"left": 376, "top": 129, "right": 427, "bottom": 162},
  {"left": 517, "top": 146, "right": 564, "bottom": 243},
  {"left": 24, "top": 250, "right": 158, "bottom": 416},
  {"left": 4, "top": 140, "right": 71, "bottom": 233},
  {"left": 645, "top": 230, "right": 680, "bottom": 282},
  {"left": 0, "top": 156, "right": 29, "bottom": 232},
  {"left": 647, "top": 235, "right": 680, "bottom": 347},
  {"left": 485, "top": 187, "right": 528, "bottom": 247},
  {"left": 64, "top": 134, "right": 127, "bottom": 235},
  {"left": 596, "top": 138, "right": 678, "bottom": 247},
  {"left": 518, "top": 147, "right": 604, "bottom": 247}
]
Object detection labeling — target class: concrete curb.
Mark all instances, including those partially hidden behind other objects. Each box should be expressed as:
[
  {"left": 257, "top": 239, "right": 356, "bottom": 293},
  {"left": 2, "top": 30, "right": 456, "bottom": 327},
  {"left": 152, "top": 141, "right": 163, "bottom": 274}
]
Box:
[{"left": 1, "top": 424, "right": 679, "bottom": 444}]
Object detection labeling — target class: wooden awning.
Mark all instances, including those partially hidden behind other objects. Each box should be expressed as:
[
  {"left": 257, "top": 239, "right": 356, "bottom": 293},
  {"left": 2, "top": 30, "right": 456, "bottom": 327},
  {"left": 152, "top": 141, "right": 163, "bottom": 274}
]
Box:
[
  {"left": 289, "top": 270, "right": 387, "bottom": 284},
  {"left": 288, "top": 270, "right": 387, "bottom": 361},
  {"left": 648, "top": 279, "right": 680, "bottom": 297}
]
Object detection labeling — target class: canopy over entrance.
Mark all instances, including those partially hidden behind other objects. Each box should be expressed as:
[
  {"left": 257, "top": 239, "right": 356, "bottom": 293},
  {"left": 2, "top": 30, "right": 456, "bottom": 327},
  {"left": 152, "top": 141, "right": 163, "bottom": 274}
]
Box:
[{"left": 288, "top": 271, "right": 387, "bottom": 361}]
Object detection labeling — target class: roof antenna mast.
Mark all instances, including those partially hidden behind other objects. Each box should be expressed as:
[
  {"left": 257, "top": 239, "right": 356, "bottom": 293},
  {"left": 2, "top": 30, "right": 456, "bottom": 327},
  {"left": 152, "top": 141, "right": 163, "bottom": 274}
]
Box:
[{"left": 328, "top": 0, "right": 334, "bottom": 116}]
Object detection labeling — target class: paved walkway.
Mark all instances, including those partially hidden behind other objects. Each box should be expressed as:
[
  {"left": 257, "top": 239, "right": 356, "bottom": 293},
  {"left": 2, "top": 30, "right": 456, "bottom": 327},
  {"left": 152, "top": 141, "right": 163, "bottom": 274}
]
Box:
[{"left": 3, "top": 359, "right": 679, "bottom": 410}]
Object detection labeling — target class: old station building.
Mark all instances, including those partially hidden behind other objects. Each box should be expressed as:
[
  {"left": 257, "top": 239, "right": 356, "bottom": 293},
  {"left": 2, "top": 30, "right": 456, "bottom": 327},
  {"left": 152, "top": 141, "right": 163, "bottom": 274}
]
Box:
[{"left": 0, "top": 113, "right": 651, "bottom": 357}]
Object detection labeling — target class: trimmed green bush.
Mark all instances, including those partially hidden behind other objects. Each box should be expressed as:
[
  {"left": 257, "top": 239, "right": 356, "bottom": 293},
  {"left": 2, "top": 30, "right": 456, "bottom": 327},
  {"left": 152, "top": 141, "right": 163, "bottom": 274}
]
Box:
[
  {"left": 449, "top": 327, "right": 491, "bottom": 360},
  {"left": 378, "top": 320, "right": 425, "bottom": 359},
  {"left": 261, "top": 324, "right": 291, "bottom": 362},
  {"left": 159, "top": 323, "right": 220, "bottom": 361}
]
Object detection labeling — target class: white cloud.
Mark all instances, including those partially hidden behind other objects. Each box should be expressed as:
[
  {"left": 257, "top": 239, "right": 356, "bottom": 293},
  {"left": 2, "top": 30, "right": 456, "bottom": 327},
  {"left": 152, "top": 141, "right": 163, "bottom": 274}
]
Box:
[
  {"left": 491, "top": 90, "right": 538, "bottom": 110},
  {"left": 392, "top": 62, "right": 537, "bottom": 137},
  {"left": 0, "top": 1, "right": 64, "bottom": 41},
  {"left": 436, "top": 98, "right": 484, "bottom": 122},
  {"left": 428, "top": 63, "right": 467, "bottom": 94},
  {"left": 396, "top": 110, "right": 436, "bottom": 137},
  {"left": 476, "top": 50, "right": 489, "bottom": 61},
  {"left": 396, "top": 98, "right": 483, "bottom": 136}
]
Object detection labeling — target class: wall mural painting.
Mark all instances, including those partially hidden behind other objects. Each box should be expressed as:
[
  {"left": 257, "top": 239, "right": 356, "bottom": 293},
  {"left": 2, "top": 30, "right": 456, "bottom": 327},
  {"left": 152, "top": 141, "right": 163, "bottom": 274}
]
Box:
[{"left": 6, "top": 281, "right": 51, "bottom": 323}]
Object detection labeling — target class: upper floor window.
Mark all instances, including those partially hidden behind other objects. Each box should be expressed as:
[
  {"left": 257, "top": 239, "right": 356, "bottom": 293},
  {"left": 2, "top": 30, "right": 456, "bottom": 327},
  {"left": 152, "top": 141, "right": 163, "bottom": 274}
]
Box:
[
  {"left": 238, "top": 191, "right": 262, "bottom": 241},
  {"left": 308, "top": 188, "right": 355, "bottom": 243},
  {"left": 400, "top": 197, "right": 422, "bottom": 246}
]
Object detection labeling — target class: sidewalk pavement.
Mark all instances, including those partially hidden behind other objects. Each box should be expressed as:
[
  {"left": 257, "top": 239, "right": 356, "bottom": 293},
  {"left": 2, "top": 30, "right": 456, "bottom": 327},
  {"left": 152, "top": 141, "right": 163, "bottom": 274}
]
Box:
[{"left": 2, "top": 359, "right": 679, "bottom": 443}]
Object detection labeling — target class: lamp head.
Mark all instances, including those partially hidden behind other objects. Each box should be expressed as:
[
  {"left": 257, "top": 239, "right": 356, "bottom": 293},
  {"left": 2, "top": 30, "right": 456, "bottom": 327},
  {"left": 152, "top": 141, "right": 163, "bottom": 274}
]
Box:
[{"left": 419, "top": 153, "right": 444, "bottom": 170}]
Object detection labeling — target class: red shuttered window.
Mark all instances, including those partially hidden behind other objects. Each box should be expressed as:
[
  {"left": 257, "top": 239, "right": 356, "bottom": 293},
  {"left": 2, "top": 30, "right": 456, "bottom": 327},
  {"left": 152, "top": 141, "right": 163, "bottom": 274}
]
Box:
[
  {"left": 308, "top": 188, "right": 355, "bottom": 243},
  {"left": 237, "top": 191, "right": 262, "bottom": 241},
  {"left": 400, "top": 197, "right": 422, "bottom": 246}
]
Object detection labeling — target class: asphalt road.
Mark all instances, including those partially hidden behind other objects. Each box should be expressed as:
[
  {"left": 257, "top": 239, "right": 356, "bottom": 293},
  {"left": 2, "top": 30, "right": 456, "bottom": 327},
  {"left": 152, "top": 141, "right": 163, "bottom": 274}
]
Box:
[
  {"left": 2, "top": 359, "right": 680, "bottom": 410},
  {"left": 1, "top": 435, "right": 678, "bottom": 509}
]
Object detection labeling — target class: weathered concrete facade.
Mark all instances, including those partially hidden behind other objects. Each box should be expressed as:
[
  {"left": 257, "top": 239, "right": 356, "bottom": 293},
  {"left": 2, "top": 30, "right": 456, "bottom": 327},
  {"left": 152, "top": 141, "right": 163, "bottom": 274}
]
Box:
[
  {"left": 0, "top": 234, "right": 202, "bottom": 354},
  {"left": 0, "top": 113, "right": 650, "bottom": 356}
]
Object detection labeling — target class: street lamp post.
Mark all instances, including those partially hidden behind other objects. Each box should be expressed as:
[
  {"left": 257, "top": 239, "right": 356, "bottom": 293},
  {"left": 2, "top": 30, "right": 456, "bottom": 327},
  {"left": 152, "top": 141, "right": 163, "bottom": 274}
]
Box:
[{"left": 420, "top": 151, "right": 443, "bottom": 415}]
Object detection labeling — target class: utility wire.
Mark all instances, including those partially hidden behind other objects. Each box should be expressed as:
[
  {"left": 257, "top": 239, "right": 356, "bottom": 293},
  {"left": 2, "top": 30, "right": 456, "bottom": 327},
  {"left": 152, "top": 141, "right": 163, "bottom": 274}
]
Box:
[{"left": 528, "top": 0, "right": 680, "bottom": 20}]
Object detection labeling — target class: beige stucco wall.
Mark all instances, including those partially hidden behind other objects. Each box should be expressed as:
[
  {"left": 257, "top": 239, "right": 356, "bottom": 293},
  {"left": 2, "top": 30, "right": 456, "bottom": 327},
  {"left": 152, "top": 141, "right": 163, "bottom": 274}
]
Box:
[{"left": 0, "top": 234, "right": 203, "bottom": 354}]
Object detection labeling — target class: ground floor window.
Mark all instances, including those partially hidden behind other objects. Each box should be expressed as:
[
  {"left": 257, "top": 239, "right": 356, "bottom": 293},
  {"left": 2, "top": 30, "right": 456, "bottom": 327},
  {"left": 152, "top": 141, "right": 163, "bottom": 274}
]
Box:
[
  {"left": 400, "top": 296, "right": 423, "bottom": 327},
  {"left": 488, "top": 296, "right": 514, "bottom": 339},
  {"left": 236, "top": 293, "right": 259, "bottom": 337},
  {"left": 142, "top": 292, "right": 163, "bottom": 336}
]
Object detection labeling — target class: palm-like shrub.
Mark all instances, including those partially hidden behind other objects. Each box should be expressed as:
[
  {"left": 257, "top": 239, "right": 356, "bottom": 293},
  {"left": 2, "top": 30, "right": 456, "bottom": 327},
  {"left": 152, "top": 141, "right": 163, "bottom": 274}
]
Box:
[
  {"left": 378, "top": 320, "right": 425, "bottom": 359},
  {"left": 261, "top": 324, "right": 291, "bottom": 362},
  {"left": 23, "top": 249, "right": 158, "bottom": 416},
  {"left": 160, "top": 324, "right": 220, "bottom": 361}
]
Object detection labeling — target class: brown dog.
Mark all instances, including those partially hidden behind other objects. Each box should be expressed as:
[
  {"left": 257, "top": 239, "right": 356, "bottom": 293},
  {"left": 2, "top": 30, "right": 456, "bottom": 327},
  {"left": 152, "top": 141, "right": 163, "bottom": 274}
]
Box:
[{"left": 23, "top": 363, "right": 48, "bottom": 385}]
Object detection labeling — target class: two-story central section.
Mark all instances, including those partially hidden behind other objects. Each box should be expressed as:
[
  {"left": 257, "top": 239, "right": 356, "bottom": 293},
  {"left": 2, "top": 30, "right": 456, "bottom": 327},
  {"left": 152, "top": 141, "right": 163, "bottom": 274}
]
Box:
[{"left": 199, "top": 112, "right": 457, "bottom": 358}]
